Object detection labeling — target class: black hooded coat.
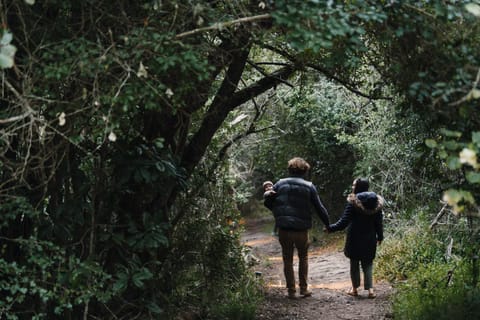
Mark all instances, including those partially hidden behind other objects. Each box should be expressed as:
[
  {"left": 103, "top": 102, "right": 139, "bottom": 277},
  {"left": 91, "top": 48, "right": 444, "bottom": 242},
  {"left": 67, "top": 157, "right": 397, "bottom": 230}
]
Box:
[{"left": 328, "top": 191, "right": 384, "bottom": 262}]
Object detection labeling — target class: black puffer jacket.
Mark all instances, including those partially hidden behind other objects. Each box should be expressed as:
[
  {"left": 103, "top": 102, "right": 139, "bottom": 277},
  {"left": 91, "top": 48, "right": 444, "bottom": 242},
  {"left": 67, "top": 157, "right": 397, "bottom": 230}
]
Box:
[
  {"left": 264, "top": 176, "right": 329, "bottom": 231},
  {"left": 328, "top": 192, "right": 384, "bottom": 261}
]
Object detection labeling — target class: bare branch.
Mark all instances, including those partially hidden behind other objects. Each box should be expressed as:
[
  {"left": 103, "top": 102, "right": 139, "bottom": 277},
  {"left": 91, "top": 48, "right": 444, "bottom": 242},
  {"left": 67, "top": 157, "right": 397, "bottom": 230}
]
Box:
[
  {"left": 247, "top": 60, "right": 294, "bottom": 88},
  {"left": 175, "top": 14, "right": 272, "bottom": 39},
  {"left": 430, "top": 202, "right": 449, "bottom": 229},
  {"left": 260, "top": 43, "right": 393, "bottom": 100},
  {"left": 0, "top": 111, "right": 33, "bottom": 124},
  {"left": 1, "top": 79, "right": 35, "bottom": 124},
  {"left": 448, "top": 67, "right": 480, "bottom": 107}
]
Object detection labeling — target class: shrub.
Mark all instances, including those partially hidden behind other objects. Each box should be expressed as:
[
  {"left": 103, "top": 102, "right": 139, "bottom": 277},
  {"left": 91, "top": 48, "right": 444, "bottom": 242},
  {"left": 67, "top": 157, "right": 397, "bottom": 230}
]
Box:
[
  {"left": 208, "top": 274, "right": 263, "bottom": 320},
  {"left": 376, "top": 220, "right": 445, "bottom": 282},
  {"left": 393, "top": 261, "right": 480, "bottom": 320},
  {"left": 377, "top": 211, "right": 480, "bottom": 320}
]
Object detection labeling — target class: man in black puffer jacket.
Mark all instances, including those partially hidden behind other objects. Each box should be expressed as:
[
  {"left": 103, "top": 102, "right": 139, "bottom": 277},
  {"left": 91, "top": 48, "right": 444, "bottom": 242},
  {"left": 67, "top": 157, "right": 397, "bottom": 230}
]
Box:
[{"left": 264, "top": 157, "right": 330, "bottom": 299}]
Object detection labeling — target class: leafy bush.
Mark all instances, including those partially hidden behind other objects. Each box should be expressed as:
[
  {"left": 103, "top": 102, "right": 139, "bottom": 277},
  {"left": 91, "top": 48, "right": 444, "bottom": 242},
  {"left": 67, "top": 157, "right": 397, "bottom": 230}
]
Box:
[
  {"left": 376, "top": 218, "right": 446, "bottom": 282},
  {"left": 208, "top": 274, "right": 263, "bottom": 320},
  {"left": 393, "top": 262, "right": 480, "bottom": 320},
  {"left": 377, "top": 212, "right": 480, "bottom": 320},
  {"left": 0, "top": 198, "right": 112, "bottom": 319}
]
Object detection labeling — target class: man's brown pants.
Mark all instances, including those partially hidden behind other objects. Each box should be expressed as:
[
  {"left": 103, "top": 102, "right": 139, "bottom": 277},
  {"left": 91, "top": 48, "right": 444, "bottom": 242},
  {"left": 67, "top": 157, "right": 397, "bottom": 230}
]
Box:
[{"left": 278, "top": 228, "right": 310, "bottom": 294}]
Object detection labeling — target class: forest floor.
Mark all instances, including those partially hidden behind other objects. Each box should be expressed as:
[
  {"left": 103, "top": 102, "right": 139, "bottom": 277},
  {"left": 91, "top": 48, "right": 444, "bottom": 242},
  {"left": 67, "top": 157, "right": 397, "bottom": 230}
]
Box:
[{"left": 241, "top": 217, "right": 394, "bottom": 320}]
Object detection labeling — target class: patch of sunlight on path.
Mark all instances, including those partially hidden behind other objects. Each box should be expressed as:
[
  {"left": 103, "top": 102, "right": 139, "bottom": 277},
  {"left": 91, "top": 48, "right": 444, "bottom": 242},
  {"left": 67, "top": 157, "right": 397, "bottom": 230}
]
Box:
[{"left": 243, "top": 232, "right": 354, "bottom": 292}]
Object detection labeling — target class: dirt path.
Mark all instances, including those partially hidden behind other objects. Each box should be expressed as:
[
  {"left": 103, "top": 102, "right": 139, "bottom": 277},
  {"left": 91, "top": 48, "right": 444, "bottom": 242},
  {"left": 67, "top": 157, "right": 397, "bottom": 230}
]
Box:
[{"left": 241, "top": 219, "right": 393, "bottom": 320}]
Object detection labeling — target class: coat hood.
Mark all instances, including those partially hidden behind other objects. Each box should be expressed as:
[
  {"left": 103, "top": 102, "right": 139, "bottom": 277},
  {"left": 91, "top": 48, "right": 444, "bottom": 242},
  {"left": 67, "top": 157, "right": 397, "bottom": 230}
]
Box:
[{"left": 347, "top": 192, "right": 384, "bottom": 215}]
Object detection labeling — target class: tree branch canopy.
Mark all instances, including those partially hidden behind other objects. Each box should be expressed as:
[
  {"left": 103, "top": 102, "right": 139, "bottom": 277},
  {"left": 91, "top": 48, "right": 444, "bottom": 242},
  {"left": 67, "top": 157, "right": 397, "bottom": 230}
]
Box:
[{"left": 181, "top": 64, "right": 296, "bottom": 176}]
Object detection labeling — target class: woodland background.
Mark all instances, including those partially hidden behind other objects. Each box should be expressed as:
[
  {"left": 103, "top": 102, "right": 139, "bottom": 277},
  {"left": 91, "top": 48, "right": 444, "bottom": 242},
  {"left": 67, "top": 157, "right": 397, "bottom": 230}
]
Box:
[{"left": 0, "top": 0, "right": 479, "bottom": 319}]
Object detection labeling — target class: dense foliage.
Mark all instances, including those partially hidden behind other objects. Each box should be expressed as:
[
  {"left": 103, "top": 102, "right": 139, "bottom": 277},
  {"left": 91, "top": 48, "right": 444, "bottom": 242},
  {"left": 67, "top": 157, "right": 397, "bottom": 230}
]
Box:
[{"left": 1, "top": 0, "right": 480, "bottom": 319}]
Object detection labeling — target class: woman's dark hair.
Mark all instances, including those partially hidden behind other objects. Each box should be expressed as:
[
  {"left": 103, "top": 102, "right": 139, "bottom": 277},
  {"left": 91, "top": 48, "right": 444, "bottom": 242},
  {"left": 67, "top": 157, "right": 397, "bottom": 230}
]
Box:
[{"left": 353, "top": 178, "right": 369, "bottom": 194}]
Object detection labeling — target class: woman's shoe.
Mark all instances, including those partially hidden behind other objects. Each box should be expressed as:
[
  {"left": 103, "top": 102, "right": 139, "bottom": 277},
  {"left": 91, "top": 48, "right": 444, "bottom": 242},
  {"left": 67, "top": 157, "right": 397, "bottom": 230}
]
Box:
[
  {"left": 368, "top": 289, "right": 376, "bottom": 299},
  {"left": 347, "top": 288, "right": 358, "bottom": 297},
  {"left": 300, "top": 289, "right": 312, "bottom": 297}
]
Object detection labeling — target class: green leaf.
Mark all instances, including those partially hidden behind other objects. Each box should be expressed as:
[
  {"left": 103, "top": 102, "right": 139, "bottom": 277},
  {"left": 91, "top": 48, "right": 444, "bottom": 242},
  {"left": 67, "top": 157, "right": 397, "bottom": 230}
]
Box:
[
  {"left": 132, "top": 268, "right": 153, "bottom": 288},
  {"left": 0, "top": 31, "right": 12, "bottom": 45},
  {"left": 140, "top": 168, "right": 150, "bottom": 183},
  {"left": 425, "top": 139, "right": 437, "bottom": 148},
  {"left": 443, "top": 140, "right": 459, "bottom": 151},
  {"left": 446, "top": 156, "right": 461, "bottom": 170},
  {"left": 0, "top": 45, "right": 16, "bottom": 68},
  {"left": 473, "top": 132, "right": 480, "bottom": 145},
  {"left": 0, "top": 31, "right": 17, "bottom": 68},
  {"left": 146, "top": 301, "right": 164, "bottom": 314},
  {"left": 440, "top": 129, "right": 462, "bottom": 138},
  {"left": 154, "top": 138, "right": 164, "bottom": 149},
  {"left": 113, "top": 273, "right": 129, "bottom": 292},
  {"left": 466, "top": 171, "right": 480, "bottom": 184}
]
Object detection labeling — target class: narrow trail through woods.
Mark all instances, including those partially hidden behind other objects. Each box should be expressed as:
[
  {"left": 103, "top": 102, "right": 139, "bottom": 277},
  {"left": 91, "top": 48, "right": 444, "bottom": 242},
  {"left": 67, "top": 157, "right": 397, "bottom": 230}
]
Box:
[{"left": 241, "top": 218, "right": 393, "bottom": 320}]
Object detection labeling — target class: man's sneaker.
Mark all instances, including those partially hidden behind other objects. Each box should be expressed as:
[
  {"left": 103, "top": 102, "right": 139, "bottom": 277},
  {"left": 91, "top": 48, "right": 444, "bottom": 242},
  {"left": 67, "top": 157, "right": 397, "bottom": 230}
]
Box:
[
  {"left": 287, "top": 291, "right": 296, "bottom": 299},
  {"left": 300, "top": 289, "right": 312, "bottom": 297}
]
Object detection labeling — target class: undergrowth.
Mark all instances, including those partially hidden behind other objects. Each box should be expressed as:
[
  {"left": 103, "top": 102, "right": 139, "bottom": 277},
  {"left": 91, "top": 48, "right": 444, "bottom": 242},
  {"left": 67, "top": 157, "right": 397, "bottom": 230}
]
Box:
[{"left": 376, "top": 212, "right": 480, "bottom": 320}]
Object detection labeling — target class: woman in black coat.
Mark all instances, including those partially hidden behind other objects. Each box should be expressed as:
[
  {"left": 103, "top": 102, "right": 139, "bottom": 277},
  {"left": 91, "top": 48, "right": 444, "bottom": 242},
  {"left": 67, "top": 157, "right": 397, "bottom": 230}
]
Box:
[{"left": 327, "top": 178, "right": 384, "bottom": 298}]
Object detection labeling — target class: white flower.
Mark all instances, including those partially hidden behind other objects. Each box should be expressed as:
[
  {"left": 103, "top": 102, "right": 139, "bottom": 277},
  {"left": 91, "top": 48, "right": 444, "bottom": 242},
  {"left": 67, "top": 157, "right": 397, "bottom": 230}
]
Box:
[
  {"left": 459, "top": 148, "right": 477, "bottom": 167},
  {"left": 108, "top": 131, "right": 117, "bottom": 142},
  {"left": 0, "top": 40, "right": 17, "bottom": 69},
  {"left": 165, "top": 88, "right": 174, "bottom": 98},
  {"left": 58, "top": 112, "right": 66, "bottom": 126},
  {"left": 466, "top": 3, "right": 480, "bottom": 17},
  {"left": 136, "top": 61, "right": 148, "bottom": 78}
]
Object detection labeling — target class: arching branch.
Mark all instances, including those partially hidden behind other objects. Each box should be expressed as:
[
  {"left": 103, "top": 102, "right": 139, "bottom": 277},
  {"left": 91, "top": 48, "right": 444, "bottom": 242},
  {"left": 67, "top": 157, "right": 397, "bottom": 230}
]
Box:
[
  {"left": 261, "top": 43, "right": 392, "bottom": 100},
  {"left": 175, "top": 14, "right": 272, "bottom": 39}
]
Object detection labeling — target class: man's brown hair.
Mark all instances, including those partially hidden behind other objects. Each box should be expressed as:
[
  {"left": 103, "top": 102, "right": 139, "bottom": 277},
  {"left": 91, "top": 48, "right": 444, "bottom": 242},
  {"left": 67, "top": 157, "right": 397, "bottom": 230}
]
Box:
[{"left": 287, "top": 157, "right": 310, "bottom": 175}]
